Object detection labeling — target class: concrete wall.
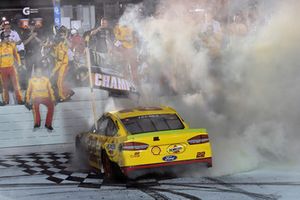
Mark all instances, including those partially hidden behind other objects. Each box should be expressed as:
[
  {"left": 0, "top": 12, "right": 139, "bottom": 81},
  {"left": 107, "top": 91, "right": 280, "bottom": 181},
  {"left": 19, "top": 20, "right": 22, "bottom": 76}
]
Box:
[
  {"left": 0, "top": 88, "right": 137, "bottom": 149},
  {"left": 0, "top": 88, "right": 108, "bottom": 148}
]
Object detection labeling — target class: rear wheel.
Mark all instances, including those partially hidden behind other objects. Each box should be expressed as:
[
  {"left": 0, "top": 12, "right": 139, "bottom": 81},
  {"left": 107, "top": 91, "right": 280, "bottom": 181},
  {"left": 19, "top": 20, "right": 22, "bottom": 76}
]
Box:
[
  {"left": 102, "top": 152, "right": 114, "bottom": 179},
  {"left": 101, "top": 151, "right": 126, "bottom": 181}
]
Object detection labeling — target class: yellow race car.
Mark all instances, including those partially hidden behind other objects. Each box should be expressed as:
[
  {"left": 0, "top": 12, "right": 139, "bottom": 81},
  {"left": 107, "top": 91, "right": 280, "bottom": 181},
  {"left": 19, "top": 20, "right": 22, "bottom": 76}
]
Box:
[{"left": 75, "top": 106, "right": 212, "bottom": 179}]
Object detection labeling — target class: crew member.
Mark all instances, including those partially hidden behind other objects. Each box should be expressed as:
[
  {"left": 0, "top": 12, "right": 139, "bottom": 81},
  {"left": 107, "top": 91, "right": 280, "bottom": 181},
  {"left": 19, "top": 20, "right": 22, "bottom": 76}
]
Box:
[
  {"left": 51, "top": 27, "right": 74, "bottom": 102},
  {"left": 0, "top": 76, "right": 2, "bottom": 106},
  {"left": 113, "top": 24, "right": 139, "bottom": 85},
  {"left": 1, "top": 20, "right": 26, "bottom": 85},
  {"left": 0, "top": 32, "right": 23, "bottom": 105},
  {"left": 26, "top": 67, "right": 55, "bottom": 131}
]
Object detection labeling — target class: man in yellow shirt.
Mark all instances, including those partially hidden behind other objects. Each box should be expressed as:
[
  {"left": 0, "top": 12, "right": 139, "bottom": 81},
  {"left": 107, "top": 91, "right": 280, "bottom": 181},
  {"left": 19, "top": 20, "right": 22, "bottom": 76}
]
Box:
[
  {"left": 113, "top": 24, "right": 139, "bottom": 85},
  {"left": 26, "top": 67, "right": 56, "bottom": 131},
  {"left": 0, "top": 32, "right": 23, "bottom": 105},
  {"left": 51, "top": 28, "right": 74, "bottom": 102}
]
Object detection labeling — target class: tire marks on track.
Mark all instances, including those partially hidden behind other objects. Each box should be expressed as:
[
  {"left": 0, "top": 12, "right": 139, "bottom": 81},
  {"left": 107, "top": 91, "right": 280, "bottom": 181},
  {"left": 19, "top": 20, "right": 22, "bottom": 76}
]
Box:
[
  {"left": 205, "top": 177, "right": 279, "bottom": 200},
  {"left": 139, "top": 189, "right": 171, "bottom": 200},
  {"left": 154, "top": 188, "right": 202, "bottom": 200},
  {"left": 127, "top": 179, "right": 201, "bottom": 200},
  {"left": 127, "top": 180, "right": 174, "bottom": 200}
]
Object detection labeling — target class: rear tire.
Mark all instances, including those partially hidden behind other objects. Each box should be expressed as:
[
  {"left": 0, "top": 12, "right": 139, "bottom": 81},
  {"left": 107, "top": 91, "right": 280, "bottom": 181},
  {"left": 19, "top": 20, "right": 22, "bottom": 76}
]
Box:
[
  {"left": 102, "top": 152, "right": 114, "bottom": 179},
  {"left": 101, "top": 151, "right": 126, "bottom": 181}
]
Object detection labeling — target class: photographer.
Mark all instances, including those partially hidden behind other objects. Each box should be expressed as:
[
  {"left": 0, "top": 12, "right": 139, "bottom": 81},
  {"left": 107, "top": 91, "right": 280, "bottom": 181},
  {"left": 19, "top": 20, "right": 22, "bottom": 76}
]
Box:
[{"left": 89, "top": 17, "right": 114, "bottom": 66}]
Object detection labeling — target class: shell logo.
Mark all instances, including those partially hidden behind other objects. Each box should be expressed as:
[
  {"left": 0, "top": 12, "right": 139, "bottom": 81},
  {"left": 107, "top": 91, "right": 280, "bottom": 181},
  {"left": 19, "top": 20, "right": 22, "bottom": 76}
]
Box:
[{"left": 151, "top": 146, "right": 161, "bottom": 155}]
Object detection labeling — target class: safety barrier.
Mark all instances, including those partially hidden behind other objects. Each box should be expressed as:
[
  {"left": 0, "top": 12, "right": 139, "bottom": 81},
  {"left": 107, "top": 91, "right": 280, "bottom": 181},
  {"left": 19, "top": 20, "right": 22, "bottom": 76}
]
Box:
[{"left": 0, "top": 88, "right": 111, "bottom": 148}]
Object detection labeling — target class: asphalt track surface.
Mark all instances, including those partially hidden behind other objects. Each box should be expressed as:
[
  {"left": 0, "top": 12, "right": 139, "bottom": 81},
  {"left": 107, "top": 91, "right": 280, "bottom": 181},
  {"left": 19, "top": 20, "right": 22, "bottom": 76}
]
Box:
[{"left": 0, "top": 147, "right": 299, "bottom": 200}]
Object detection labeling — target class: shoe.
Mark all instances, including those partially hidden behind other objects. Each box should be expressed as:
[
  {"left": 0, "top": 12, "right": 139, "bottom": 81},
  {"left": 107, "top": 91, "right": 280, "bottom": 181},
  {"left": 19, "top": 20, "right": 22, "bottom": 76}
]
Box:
[
  {"left": 65, "top": 96, "right": 72, "bottom": 101},
  {"left": 57, "top": 98, "right": 64, "bottom": 103},
  {"left": 45, "top": 125, "right": 53, "bottom": 131},
  {"left": 59, "top": 97, "right": 71, "bottom": 102},
  {"left": 25, "top": 103, "right": 32, "bottom": 111},
  {"left": 69, "top": 90, "right": 75, "bottom": 97},
  {"left": 64, "top": 91, "right": 75, "bottom": 101},
  {"left": 34, "top": 124, "right": 40, "bottom": 128},
  {"left": 18, "top": 100, "right": 25, "bottom": 105},
  {"left": 0, "top": 102, "right": 8, "bottom": 106}
]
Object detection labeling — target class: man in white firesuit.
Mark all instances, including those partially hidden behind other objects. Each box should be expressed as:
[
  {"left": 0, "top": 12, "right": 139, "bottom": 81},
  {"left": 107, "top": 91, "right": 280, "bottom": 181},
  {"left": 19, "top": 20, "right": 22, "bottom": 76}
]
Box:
[{"left": 1, "top": 20, "right": 25, "bottom": 55}]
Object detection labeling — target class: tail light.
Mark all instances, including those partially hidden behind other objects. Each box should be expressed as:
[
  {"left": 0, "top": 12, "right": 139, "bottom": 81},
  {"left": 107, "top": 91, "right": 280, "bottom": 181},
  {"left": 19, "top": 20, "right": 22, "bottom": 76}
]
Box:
[
  {"left": 188, "top": 135, "right": 209, "bottom": 145},
  {"left": 121, "top": 142, "right": 149, "bottom": 151}
]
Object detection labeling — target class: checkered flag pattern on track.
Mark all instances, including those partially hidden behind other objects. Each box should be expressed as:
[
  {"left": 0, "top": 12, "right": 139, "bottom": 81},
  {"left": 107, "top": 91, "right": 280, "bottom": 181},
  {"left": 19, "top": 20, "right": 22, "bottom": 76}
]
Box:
[{"left": 0, "top": 152, "right": 104, "bottom": 188}]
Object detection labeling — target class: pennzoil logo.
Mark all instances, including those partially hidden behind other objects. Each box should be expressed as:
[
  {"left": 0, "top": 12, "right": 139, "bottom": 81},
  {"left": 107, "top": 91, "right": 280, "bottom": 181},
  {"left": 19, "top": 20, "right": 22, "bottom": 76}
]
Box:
[{"left": 167, "top": 144, "right": 185, "bottom": 154}]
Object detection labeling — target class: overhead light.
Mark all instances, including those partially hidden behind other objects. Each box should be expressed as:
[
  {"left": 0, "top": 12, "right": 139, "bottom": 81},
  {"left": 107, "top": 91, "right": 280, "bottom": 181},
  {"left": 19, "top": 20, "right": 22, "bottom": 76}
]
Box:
[{"left": 189, "top": 8, "right": 205, "bottom": 13}]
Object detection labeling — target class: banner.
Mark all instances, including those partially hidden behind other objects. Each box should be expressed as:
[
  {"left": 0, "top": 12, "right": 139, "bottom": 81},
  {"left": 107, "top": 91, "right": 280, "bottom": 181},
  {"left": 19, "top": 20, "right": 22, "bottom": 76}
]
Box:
[
  {"left": 53, "top": 0, "right": 61, "bottom": 27},
  {"left": 91, "top": 66, "right": 138, "bottom": 95}
]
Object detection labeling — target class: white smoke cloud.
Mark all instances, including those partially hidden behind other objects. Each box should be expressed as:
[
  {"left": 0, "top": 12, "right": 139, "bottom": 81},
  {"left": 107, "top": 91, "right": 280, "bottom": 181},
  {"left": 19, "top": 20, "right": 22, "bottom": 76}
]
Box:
[{"left": 117, "top": 0, "right": 300, "bottom": 176}]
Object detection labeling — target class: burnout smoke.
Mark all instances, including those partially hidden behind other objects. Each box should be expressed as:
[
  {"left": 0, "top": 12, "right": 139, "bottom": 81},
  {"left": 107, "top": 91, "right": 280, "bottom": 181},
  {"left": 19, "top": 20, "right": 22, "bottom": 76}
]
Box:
[{"left": 118, "top": 0, "right": 300, "bottom": 176}]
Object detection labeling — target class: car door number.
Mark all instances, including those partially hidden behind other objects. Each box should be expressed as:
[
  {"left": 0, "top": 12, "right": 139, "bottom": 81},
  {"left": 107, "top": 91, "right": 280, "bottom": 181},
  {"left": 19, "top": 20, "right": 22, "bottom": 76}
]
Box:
[{"left": 87, "top": 136, "right": 101, "bottom": 155}]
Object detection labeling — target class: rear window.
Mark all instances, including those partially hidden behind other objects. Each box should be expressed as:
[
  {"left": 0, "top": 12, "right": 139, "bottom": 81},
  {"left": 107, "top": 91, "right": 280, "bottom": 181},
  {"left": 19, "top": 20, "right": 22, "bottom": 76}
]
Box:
[{"left": 121, "top": 114, "right": 184, "bottom": 134}]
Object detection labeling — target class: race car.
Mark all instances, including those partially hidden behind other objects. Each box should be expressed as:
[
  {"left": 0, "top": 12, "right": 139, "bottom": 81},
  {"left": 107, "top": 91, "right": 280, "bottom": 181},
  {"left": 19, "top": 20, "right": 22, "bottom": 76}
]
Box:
[{"left": 75, "top": 106, "right": 212, "bottom": 179}]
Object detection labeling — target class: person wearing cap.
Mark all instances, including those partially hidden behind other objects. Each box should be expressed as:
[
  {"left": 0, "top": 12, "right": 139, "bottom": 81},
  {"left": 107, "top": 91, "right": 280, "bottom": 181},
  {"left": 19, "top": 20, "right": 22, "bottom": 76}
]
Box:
[
  {"left": 2, "top": 20, "right": 27, "bottom": 89},
  {"left": 26, "top": 67, "right": 55, "bottom": 131},
  {"left": 68, "top": 29, "right": 84, "bottom": 83},
  {"left": 69, "top": 29, "right": 84, "bottom": 54},
  {"left": 2, "top": 21, "right": 25, "bottom": 57},
  {"left": 0, "top": 32, "right": 24, "bottom": 105},
  {"left": 51, "top": 26, "right": 74, "bottom": 102}
]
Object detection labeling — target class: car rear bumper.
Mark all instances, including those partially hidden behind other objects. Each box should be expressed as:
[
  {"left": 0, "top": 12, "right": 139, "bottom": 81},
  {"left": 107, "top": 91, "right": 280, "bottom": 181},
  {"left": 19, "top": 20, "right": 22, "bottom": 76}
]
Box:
[{"left": 121, "top": 157, "right": 212, "bottom": 175}]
